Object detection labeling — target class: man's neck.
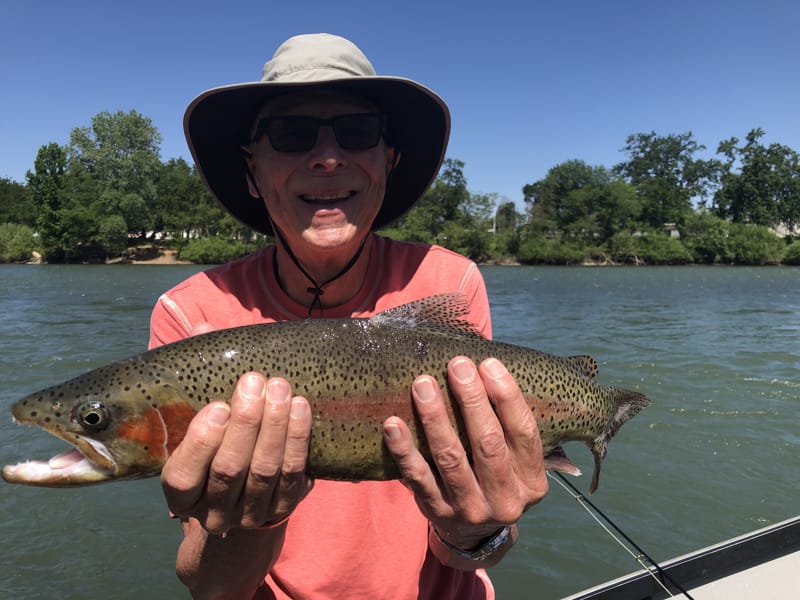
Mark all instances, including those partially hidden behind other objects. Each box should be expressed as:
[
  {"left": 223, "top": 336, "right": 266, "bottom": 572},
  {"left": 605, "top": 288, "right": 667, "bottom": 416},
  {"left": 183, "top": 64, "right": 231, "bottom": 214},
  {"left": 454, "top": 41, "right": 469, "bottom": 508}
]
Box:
[{"left": 272, "top": 234, "right": 374, "bottom": 310}]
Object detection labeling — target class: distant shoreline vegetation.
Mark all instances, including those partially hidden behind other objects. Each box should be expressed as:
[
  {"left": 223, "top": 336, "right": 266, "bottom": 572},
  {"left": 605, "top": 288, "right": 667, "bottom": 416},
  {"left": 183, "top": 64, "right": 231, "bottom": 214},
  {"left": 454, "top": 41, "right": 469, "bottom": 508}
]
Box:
[
  {"left": 1, "top": 110, "right": 798, "bottom": 266},
  {"left": 3, "top": 230, "right": 799, "bottom": 267}
]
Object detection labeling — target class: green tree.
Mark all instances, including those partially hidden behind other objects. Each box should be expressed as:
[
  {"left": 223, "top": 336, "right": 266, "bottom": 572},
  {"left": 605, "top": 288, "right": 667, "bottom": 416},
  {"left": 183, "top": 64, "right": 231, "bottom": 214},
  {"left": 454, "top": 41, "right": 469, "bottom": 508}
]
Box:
[
  {"left": 156, "top": 158, "right": 211, "bottom": 238},
  {"left": 614, "top": 131, "right": 718, "bottom": 228},
  {"left": 378, "top": 158, "right": 497, "bottom": 260},
  {"left": 69, "top": 110, "right": 162, "bottom": 237},
  {"left": 493, "top": 200, "right": 521, "bottom": 256},
  {"left": 444, "top": 190, "right": 495, "bottom": 261},
  {"left": 715, "top": 129, "right": 800, "bottom": 228},
  {"left": 0, "top": 178, "right": 35, "bottom": 226},
  {"left": 425, "top": 158, "right": 470, "bottom": 233},
  {"left": 523, "top": 159, "right": 609, "bottom": 234},
  {"left": 495, "top": 201, "right": 518, "bottom": 233},
  {"left": 26, "top": 143, "right": 71, "bottom": 260},
  {"left": 385, "top": 159, "right": 467, "bottom": 238},
  {"left": 392, "top": 158, "right": 470, "bottom": 241},
  {"left": 523, "top": 160, "right": 640, "bottom": 240},
  {"left": 99, "top": 189, "right": 150, "bottom": 235},
  {"left": 563, "top": 179, "right": 641, "bottom": 239},
  {"left": 97, "top": 214, "right": 129, "bottom": 258}
]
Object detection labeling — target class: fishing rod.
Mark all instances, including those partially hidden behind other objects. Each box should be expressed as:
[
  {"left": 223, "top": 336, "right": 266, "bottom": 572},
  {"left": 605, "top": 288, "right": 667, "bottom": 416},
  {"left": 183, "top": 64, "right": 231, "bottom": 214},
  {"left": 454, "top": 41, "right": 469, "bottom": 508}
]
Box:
[{"left": 549, "top": 471, "right": 695, "bottom": 599}]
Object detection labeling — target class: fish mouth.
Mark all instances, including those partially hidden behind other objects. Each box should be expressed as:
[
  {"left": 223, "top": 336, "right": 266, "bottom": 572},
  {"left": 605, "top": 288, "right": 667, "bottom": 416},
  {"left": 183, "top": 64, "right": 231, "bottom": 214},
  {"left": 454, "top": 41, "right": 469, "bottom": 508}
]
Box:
[{"left": 2, "top": 431, "right": 117, "bottom": 487}]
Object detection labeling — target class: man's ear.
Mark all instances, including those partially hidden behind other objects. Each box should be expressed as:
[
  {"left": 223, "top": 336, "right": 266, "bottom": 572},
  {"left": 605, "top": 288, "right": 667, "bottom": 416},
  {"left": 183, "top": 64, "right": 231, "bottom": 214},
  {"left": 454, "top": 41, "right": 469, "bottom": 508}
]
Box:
[{"left": 387, "top": 148, "right": 401, "bottom": 175}]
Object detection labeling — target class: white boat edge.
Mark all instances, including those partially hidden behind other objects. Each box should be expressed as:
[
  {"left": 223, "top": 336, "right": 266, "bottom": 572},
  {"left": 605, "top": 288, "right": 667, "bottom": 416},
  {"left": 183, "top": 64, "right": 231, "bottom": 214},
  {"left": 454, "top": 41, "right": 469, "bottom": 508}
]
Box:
[{"left": 562, "top": 515, "right": 800, "bottom": 599}]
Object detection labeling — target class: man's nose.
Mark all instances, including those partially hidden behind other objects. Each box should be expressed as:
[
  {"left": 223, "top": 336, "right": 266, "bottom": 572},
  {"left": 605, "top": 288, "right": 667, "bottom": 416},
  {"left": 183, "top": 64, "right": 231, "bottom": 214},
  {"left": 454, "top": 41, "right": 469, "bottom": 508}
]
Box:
[{"left": 308, "top": 126, "right": 347, "bottom": 171}]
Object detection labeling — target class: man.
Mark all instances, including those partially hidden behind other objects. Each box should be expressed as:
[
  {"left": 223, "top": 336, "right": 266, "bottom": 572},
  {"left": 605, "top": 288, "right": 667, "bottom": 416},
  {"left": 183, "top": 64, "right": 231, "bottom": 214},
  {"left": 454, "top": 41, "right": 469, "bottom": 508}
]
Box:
[{"left": 150, "top": 33, "right": 547, "bottom": 599}]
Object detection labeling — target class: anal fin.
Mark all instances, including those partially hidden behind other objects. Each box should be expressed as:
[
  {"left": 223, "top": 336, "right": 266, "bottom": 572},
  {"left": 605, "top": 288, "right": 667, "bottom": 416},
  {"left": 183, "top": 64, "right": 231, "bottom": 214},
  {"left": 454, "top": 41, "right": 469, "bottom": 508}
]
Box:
[{"left": 543, "top": 446, "right": 582, "bottom": 477}]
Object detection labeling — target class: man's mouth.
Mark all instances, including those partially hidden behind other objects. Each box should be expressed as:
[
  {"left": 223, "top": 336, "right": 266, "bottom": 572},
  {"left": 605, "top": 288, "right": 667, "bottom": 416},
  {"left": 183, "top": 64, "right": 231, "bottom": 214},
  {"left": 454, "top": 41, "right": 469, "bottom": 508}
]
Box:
[{"left": 299, "top": 191, "right": 356, "bottom": 205}]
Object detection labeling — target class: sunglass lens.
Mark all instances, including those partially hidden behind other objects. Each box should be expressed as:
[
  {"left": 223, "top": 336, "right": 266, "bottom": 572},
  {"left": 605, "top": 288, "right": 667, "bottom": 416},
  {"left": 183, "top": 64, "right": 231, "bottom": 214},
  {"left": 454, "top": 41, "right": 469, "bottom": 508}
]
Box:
[
  {"left": 335, "top": 115, "right": 383, "bottom": 150},
  {"left": 268, "top": 117, "right": 319, "bottom": 152},
  {"left": 260, "top": 114, "right": 384, "bottom": 152}
]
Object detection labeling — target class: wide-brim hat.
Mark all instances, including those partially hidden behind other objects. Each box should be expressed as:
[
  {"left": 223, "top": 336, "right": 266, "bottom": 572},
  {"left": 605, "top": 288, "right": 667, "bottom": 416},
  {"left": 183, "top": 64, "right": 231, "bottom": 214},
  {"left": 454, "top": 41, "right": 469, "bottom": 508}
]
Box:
[{"left": 184, "top": 33, "right": 451, "bottom": 236}]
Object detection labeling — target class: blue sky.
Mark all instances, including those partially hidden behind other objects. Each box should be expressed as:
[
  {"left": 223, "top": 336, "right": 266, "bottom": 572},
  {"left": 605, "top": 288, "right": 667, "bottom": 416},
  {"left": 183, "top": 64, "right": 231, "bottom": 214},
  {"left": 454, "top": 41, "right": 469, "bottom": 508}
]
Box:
[{"left": 2, "top": 0, "right": 798, "bottom": 208}]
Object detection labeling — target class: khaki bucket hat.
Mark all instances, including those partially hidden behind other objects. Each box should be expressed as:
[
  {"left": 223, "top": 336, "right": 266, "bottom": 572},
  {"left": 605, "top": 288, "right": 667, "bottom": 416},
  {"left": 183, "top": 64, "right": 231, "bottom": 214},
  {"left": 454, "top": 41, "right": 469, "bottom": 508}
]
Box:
[{"left": 184, "top": 33, "right": 451, "bottom": 235}]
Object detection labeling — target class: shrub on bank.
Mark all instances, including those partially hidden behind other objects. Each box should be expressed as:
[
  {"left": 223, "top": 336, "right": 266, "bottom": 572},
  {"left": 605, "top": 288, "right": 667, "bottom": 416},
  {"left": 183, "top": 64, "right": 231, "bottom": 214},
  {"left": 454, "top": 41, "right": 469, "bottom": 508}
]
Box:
[
  {"left": 727, "top": 224, "right": 786, "bottom": 265},
  {"left": 517, "top": 236, "right": 587, "bottom": 264},
  {"left": 637, "top": 232, "right": 694, "bottom": 264},
  {"left": 0, "top": 223, "right": 37, "bottom": 263},
  {"left": 784, "top": 241, "right": 800, "bottom": 265},
  {"left": 605, "top": 231, "right": 692, "bottom": 264},
  {"left": 178, "top": 237, "right": 256, "bottom": 264},
  {"left": 682, "top": 212, "right": 731, "bottom": 264}
]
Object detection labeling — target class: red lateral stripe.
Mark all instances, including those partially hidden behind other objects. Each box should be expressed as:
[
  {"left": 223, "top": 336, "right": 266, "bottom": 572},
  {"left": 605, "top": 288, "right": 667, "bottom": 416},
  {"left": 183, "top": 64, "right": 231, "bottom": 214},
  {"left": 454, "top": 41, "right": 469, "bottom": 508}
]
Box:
[
  {"left": 116, "top": 408, "right": 167, "bottom": 460},
  {"left": 156, "top": 402, "right": 197, "bottom": 455}
]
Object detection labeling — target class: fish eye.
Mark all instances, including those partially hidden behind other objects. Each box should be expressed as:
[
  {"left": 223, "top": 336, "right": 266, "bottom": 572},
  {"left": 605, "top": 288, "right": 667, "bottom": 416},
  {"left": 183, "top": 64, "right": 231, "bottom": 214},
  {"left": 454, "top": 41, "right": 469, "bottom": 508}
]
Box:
[{"left": 76, "top": 401, "right": 110, "bottom": 431}]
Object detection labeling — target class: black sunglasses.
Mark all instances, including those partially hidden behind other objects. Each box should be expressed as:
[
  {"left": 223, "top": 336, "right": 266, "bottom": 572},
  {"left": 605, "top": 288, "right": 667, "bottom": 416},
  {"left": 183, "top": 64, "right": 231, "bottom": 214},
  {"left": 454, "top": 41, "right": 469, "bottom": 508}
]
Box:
[{"left": 252, "top": 113, "right": 386, "bottom": 153}]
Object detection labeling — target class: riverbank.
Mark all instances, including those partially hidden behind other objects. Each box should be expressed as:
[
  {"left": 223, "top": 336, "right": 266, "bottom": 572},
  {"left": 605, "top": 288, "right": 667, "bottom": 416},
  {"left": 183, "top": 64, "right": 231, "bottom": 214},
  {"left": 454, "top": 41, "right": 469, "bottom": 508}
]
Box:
[
  {"left": 129, "top": 248, "right": 193, "bottom": 265},
  {"left": 12, "top": 243, "right": 799, "bottom": 267},
  {"left": 103, "top": 245, "right": 193, "bottom": 265}
]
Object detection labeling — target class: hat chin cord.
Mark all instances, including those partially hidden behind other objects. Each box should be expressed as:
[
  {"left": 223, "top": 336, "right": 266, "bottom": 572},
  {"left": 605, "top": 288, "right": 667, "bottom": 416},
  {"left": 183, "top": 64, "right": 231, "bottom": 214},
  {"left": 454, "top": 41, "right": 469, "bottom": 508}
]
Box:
[{"left": 246, "top": 168, "right": 382, "bottom": 317}]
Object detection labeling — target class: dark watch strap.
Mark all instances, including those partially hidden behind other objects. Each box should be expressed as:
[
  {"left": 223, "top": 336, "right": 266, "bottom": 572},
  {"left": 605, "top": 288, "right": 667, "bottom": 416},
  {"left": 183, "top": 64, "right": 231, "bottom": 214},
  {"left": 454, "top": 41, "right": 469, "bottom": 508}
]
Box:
[{"left": 431, "top": 525, "right": 512, "bottom": 561}]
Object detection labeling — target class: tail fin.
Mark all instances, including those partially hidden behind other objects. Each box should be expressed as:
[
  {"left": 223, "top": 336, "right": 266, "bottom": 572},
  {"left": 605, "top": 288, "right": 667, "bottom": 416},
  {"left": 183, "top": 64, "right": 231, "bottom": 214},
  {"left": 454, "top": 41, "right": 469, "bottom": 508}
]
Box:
[{"left": 588, "top": 388, "right": 650, "bottom": 493}]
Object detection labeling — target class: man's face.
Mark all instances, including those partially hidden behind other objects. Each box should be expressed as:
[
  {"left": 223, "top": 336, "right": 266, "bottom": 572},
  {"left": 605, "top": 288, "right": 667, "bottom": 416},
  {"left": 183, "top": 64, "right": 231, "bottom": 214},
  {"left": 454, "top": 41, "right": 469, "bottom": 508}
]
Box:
[{"left": 244, "top": 91, "right": 397, "bottom": 257}]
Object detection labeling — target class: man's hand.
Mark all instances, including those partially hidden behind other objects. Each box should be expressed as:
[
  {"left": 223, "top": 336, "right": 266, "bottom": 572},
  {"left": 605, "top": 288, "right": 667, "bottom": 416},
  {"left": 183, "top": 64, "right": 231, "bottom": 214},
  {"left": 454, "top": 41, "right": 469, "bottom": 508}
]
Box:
[
  {"left": 160, "top": 322, "right": 314, "bottom": 535},
  {"left": 383, "top": 356, "right": 547, "bottom": 562}
]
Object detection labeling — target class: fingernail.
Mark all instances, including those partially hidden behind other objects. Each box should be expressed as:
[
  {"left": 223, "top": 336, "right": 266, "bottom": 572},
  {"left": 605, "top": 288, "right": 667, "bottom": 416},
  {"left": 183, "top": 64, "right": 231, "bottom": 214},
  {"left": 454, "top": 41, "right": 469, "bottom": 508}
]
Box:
[
  {"left": 484, "top": 358, "right": 507, "bottom": 379},
  {"left": 267, "top": 379, "right": 290, "bottom": 407},
  {"left": 207, "top": 404, "right": 230, "bottom": 426},
  {"left": 240, "top": 373, "right": 266, "bottom": 400},
  {"left": 413, "top": 377, "right": 437, "bottom": 403},
  {"left": 384, "top": 422, "right": 401, "bottom": 440},
  {"left": 451, "top": 358, "right": 476, "bottom": 384},
  {"left": 290, "top": 398, "right": 308, "bottom": 419}
]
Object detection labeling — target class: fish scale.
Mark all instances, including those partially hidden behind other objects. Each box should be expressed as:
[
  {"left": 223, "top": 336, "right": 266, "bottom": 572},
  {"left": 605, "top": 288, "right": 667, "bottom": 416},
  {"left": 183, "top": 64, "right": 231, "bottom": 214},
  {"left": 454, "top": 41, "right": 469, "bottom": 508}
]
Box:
[{"left": 2, "top": 294, "right": 650, "bottom": 492}]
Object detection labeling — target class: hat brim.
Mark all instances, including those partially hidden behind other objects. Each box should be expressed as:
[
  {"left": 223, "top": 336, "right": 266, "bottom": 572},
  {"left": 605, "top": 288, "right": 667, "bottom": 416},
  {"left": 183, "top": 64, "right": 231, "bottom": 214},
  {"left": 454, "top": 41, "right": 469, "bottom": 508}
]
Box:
[{"left": 184, "top": 77, "right": 450, "bottom": 236}]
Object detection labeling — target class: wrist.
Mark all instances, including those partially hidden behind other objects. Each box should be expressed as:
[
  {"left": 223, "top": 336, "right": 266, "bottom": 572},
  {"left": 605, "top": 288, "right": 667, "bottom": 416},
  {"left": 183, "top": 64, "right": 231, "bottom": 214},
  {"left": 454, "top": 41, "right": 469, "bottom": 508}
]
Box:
[
  {"left": 256, "top": 513, "right": 291, "bottom": 530},
  {"left": 428, "top": 523, "right": 518, "bottom": 570}
]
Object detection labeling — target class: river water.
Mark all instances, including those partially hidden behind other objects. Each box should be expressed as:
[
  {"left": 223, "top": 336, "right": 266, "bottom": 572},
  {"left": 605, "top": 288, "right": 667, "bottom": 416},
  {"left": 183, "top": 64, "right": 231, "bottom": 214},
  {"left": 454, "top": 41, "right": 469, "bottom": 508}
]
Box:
[{"left": 0, "top": 264, "right": 797, "bottom": 599}]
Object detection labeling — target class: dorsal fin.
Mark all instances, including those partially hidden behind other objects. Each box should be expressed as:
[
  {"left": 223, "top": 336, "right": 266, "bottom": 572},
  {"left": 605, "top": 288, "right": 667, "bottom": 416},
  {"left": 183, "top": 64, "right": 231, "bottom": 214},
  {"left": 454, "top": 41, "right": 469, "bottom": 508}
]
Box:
[
  {"left": 564, "top": 355, "right": 599, "bottom": 379},
  {"left": 370, "top": 294, "right": 482, "bottom": 336}
]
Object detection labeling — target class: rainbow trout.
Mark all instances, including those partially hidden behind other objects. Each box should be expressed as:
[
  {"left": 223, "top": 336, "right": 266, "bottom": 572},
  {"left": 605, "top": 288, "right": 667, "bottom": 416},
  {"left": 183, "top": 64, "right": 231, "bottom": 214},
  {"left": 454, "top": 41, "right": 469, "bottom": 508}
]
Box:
[{"left": 2, "top": 294, "right": 650, "bottom": 493}]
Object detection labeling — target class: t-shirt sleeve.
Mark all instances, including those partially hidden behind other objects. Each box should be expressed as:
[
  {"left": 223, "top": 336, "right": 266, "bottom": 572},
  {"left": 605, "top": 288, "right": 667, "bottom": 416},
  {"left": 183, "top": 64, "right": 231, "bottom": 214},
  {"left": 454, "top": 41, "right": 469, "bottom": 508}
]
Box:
[
  {"left": 148, "top": 292, "right": 194, "bottom": 349},
  {"left": 458, "top": 261, "right": 492, "bottom": 340}
]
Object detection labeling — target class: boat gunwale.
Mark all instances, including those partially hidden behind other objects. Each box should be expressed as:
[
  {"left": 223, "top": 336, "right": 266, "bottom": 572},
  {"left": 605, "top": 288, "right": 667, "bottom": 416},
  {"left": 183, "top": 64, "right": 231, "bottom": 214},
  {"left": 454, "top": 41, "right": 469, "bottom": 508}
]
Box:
[{"left": 563, "top": 515, "right": 800, "bottom": 600}]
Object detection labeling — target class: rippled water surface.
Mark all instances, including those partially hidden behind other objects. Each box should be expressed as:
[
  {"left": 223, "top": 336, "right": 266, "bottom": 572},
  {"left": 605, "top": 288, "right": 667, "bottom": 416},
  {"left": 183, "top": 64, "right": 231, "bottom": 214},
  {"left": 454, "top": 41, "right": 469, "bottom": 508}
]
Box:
[{"left": 1, "top": 264, "right": 797, "bottom": 598}]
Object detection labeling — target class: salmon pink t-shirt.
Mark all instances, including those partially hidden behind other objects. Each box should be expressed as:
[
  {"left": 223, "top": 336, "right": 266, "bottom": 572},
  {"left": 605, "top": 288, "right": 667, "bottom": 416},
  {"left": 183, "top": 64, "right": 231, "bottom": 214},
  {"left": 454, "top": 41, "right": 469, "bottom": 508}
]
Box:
[{"left": 149, "top": 235, "right": 496, "bottom": 600}]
